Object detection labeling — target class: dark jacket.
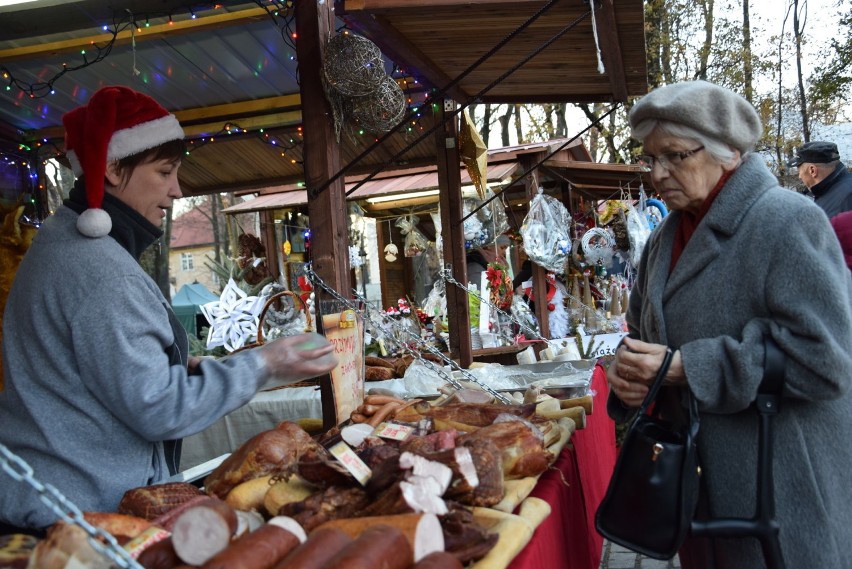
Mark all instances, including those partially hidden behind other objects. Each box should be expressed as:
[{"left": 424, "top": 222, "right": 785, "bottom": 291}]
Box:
[{"left": 812, "top": 162, "right": 852, "bottom": 219}]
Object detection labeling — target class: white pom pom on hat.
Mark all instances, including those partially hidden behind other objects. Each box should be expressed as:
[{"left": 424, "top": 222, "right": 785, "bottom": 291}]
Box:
[{"left": 62, "top": 86, "right": 185, "bottom": 238}]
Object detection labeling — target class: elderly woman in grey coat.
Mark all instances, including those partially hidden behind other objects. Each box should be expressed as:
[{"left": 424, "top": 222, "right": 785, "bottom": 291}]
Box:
[{"left": 607, "top": 80, "right": 852, "bottom": 568}]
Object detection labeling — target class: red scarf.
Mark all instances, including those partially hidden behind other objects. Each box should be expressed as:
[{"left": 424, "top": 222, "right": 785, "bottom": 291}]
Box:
[{"left": 670, "top": 169, "right": 734, "bottom": 272}]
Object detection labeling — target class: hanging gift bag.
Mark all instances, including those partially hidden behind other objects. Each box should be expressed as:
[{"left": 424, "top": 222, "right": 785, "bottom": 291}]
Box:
[{"left": 520, "top": 189, "right": 572, "bottom": 273}]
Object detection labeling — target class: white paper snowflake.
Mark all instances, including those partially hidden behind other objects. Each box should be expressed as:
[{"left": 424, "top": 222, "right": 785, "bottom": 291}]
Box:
[{"left": 200, "top": 278, "right": 265, "bottom": 352}]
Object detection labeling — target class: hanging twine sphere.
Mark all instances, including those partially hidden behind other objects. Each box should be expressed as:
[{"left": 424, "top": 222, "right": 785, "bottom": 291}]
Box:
[
  {"left": 323, "top": 33, "right": 386, "bottom": 97},
  {"left": 347, "top": 75, "right": 407, "bottom": 133}
]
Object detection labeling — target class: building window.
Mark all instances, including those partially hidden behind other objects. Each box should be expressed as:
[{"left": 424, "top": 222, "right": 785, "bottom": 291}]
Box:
[{"left": 181, "top": 253, "right": 194, "bottom": 271}]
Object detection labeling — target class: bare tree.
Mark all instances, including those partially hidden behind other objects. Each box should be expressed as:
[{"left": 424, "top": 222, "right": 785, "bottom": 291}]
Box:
[
  {"left": 793, "top": 0, "right": 810, "bottom": 141},
  {"left": 696, "top": 0, "right": 715, "bottom": 80},
  {"left": 742, "top": 0, "right": 754, "bottom": 103},
  {"left": 498, "top": 105, "right": 514, "bottom": 146}
]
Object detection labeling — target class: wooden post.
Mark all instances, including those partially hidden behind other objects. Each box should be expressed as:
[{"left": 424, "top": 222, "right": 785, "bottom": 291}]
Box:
[
  {"left": 434, "top": 100, "right": 473, "bottom": 368},
  {"left": 259, "top": 210, "right": 280, "bottom": 283},
  {"left": 295, "top": 0, "right": 351, "bottom": 430},
  {"left": 522, "top": 155, "right": 551, "bottom": 343}
]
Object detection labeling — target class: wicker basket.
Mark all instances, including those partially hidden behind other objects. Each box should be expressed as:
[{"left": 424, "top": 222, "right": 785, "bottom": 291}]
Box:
[
  {"left": 255, "top": 290, "right": 313, "bottom": 344},
  {"left": 232, "top": 291, "right": 319, "bottom": 390}
]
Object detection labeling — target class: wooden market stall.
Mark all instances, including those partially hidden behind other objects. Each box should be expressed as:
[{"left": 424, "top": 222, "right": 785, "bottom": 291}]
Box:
[{"left": 0, "top": 1, "right": 646, "bottom": 566}]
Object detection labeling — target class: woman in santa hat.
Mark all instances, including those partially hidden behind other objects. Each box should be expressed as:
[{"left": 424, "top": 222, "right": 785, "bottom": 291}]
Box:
[{"left": 0, "top": 86, "right": 337, "bottom": 535}]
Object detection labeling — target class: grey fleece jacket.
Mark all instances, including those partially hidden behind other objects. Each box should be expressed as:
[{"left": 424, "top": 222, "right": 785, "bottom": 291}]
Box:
[
  {"left": 609, "top": 154, "right": 852, "bottom": 568},
  {"left": 0, "top": 203, "right": 269, "bottom": 529}
]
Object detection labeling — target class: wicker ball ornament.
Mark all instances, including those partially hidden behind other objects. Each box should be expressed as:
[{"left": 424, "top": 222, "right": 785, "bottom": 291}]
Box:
[
  {"left": 347, "top": 75, "right": 406, "bottom": 134},
  {"left": 323, "top": 33, "right": 386, "bottom": 97}
]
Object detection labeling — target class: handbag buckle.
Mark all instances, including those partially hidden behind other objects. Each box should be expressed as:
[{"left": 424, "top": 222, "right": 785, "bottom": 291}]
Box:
[{"left": 652, "top": 443, "right": 663, "bottom": 461}]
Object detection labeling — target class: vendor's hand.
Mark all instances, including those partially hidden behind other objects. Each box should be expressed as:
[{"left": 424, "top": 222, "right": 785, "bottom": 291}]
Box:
[
  {"left": 257, "top": 332, "right": 338, "bottom": 384},
  {"left": 187, "top": 356, "right": 206, "bottom": 375}
]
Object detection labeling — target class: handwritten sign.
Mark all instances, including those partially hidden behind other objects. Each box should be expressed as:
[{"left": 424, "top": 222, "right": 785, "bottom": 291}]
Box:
[
  {"left": 322, "top": 309, "right": 365, "bottom": 425},
  {"left": 580, "top": 332, "right": 626, "bottom": 359}
]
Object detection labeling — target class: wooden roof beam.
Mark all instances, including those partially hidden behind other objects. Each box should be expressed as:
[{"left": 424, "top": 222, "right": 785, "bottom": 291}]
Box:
[
  {"left": 594, "top": 0, "right": 629, "bottom": 102},
  {"left": 27, "top": 95, "right": 303, "bottom": 141},
  {"left": 0, "top": 7, "right": 268, "bottom": 63},
  {"left": 345, "top": 0, "right": 542, "bottom": 9}
]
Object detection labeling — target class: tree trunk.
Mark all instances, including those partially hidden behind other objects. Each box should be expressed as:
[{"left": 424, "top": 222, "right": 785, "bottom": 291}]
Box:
[
  {"left": 793, "top": 0, "right": 810, "bottom": 141},
  {"left": 157, "top": 212, "right": 173, "bottom": 298},
  {"left": 742, "top": 0, "right": 754, "bottom": 104},
  {"left": 498, "top": 104, "right": 513, "bottom": 146},
  {"left": 482, "top": 103, "right": 493, "bottom": 146},
  {"left": 696, "top": 0, "right": 715, "bottom": 80},
  {"left": 210, "top": 194, "right": 222, "bottom": 265},
  {"left": 661, "top": 2, "right": 672, "bottom": 84},
  {"left": 555, "top": 103, "right": 568, "bottom": 138},
  {"left": 644, "top": 0, "right": 664, "bottom": 88},
  {"left": 514, "top": 104, "right": 523, "bottom": 144}
]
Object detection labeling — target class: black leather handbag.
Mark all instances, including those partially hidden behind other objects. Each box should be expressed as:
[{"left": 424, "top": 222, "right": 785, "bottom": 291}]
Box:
[{"left": 595, "top": 347, "right": 701, "bottom": 559}]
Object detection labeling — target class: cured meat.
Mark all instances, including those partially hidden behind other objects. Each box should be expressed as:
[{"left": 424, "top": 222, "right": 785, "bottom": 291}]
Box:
[
  {"left": 277, "top": 486, "right": 371, "bottom": 531},
  {"left": 296, "top": 445, "right": 357, "bottom": 488},
  {"left": 171, "top": 498, "right": 238, "bottom": 566},
  {"left": 320, "top": 525, "right": 413, "bottom": 569},
  {"left": 440, "top": 507, "right": 499, "bottom": 564},
  {"left": 458, "top": 420, "right": 554, "bottom": 479},
  {"left": 411, "top": 551, "right": 464, "bottom": 569},
  {"left": 118, "top": 482, "right": 205, "bottom": 520},
  {"left": 0, "top": 534, "right": 38, "bottom": 569},
  {"left": 272, "top": 527, "right": 352, "bottom": 569},
  {"left": 316, "top": 513, "right": 443, "bottom": 563},
  {"left": 394, "top": 402, "right": 537, "bottom": 431},
  {"left": 200, "top": 517, "right": 305, "bottom": 569},
  {"left": 204, "top": 421, "right": 320, "bottom": 499}
]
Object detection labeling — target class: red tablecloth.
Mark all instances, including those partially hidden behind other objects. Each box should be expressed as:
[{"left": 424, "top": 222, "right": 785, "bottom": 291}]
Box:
[{"left": 508, "top": 364, "right": 615, "bottom": 569}]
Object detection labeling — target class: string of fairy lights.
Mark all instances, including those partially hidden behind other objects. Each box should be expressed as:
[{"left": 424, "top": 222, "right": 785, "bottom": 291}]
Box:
[
  {"left": 0, "top": 2, "right": 297, "bottom": 99},
  {"left": 0, "top": 0, "right": 435, "bottom": 216}
]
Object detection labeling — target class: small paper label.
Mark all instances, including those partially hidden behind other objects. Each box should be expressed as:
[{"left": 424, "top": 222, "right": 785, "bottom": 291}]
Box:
[
  {"left": 123, "top": 526, "right": 171, "bottom": 558},
  {"left": 329, "top": 441, "right": 372, "bottom": 485},
  {"left": 374, "top": 422, "right": 414, "bottom": 441}
]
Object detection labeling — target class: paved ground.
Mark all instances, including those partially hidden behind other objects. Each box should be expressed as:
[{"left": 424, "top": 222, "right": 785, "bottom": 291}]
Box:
[{"left": 599, "top": 541, "right": 682, "bottom": 569}]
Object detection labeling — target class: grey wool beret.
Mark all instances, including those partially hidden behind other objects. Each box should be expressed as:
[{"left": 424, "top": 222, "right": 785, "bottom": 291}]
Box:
[{"left": 629, "top": 80, "right": 762, "bottom": 154}]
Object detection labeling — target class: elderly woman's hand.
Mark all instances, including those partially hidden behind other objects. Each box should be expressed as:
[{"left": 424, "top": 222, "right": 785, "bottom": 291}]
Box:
[{"left": 607, "top": 337, "right": 686, "bottom": 407}]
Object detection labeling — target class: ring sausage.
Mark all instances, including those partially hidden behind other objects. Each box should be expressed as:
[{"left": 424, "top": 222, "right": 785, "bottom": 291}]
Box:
[
  {"left": 200, "top": 517, "right": 305, "bottom": 569},
  {"left": 410, "top": 551, "right": 463, "bottom": 569},
  {"left": 171, "top": 498, "right": 237, "bottom": 566},
  {"left": 272, "top": 527, "right": 352, "bottom": 569},
  {"left": 320, "top": 525, "right": 412, "bottom": 569}
]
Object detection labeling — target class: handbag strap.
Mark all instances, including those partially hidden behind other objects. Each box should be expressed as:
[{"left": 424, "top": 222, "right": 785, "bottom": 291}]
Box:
[
  {"left": 758, "top": 337, "right": 785, "bottom": 413},
  {"left": 636, "top": 347, "right": 675, "bottom": 416}
]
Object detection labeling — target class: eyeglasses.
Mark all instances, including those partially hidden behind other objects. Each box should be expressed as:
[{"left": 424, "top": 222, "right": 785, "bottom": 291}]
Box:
[{"left": 638, "top": 146, "right": 705, "bottom": 171}]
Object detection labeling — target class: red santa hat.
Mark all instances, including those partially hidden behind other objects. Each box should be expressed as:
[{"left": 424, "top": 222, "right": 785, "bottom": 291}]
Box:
[{"left": 62, "top": 85, "right": 185, "bottom": 237}]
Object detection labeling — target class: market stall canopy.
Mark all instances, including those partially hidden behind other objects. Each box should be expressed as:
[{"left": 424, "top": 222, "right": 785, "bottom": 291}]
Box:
[
  {"left": 172, "top": 282, "right": 218, "bottom": 337},
  {"left": 222, "top": 138, "right": 651, "bottom": 215},
  {"left": 0, "top": 0, "right": 648, "bottom": 199}
]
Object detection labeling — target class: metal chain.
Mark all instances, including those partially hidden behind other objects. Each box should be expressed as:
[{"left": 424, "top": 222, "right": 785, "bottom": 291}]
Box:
[
  {"left": 0, "top": 443, "right": 144, "bottom": 569},
  {"left": 306, "top": 265, "right": 510, "bottom": 403},
  {"left": 440, "top": 266, "right": 548, "bottom": 343}
]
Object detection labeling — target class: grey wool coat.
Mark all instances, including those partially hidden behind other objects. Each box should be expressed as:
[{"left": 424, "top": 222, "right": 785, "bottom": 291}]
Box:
[{"left": 610, "top": 154, "right": 852, "bottom": 568}]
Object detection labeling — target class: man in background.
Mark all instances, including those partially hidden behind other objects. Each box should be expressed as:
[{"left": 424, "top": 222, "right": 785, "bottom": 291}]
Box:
[{"left": 791, "top": 140, "right": 852, "bottom": 219}]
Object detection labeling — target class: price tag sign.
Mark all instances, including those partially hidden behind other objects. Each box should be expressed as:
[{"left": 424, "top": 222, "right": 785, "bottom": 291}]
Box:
[
  {"left": 329, "top": 441, "right": 372, "bottom": 485},
  {"left": 375, "top": 422, "right": 415, "bottom": 441}
]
